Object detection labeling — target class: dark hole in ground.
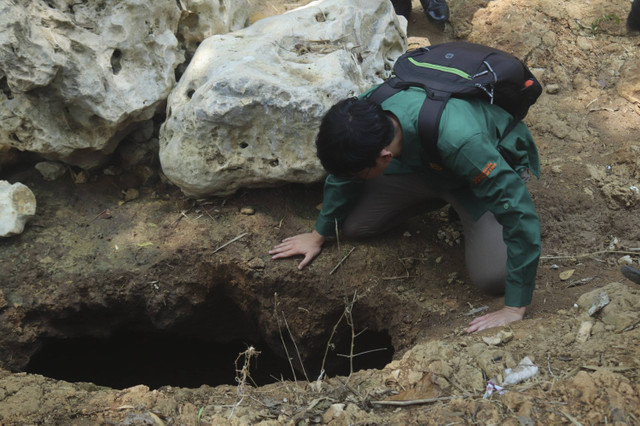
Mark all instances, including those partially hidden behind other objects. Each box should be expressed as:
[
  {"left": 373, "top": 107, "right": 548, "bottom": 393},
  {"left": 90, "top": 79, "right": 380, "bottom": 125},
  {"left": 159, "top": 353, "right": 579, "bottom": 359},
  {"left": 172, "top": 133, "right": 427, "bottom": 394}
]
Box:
[
  {"left": 25, "top": 328, "right": 394, "bottom": 390},
  {"left": 21, "top": 285, "right": 394, "bottom": 390},
  {"left": 25, "top": 331, "right": 295, "bottom": 390}
]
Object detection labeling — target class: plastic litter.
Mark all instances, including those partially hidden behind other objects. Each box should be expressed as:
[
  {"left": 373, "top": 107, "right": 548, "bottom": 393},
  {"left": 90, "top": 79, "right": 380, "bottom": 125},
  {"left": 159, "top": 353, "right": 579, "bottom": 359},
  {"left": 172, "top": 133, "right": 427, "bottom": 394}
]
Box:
[
  {"left": 502, "top": 356, "right": 539, "bottom": 386},
  {"left": 482, "top": 380, "right": 505, "bottom": 399}
]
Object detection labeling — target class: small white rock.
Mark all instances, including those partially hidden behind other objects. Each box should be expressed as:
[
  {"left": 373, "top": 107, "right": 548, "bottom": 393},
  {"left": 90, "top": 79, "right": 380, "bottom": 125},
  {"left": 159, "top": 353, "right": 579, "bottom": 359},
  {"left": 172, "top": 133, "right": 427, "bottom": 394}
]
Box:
[
  {"left": 576, "top": 320, "right": 593, "bottom": 343},
  {"left": 35, "top": 161, "right": 67, "bottom": 181},
  {"left": 618, "top": 255, "right": 633, "bottom": 265},
  {"left": 322, "top": 403, "right": 345, "bottom": 423},
  {"left": 546, "top": 83, "right": 560, "bottom": 94},
  {"left": 588, "top": 291, "right": 610, "bottom": 316},
  {"left": 0, "top": 181, "right": 37, "bottom": 237}
]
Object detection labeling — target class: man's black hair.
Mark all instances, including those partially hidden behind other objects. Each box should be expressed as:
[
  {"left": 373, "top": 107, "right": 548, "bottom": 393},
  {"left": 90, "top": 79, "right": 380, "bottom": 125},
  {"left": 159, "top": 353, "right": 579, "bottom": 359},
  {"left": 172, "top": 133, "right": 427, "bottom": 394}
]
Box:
[{"left": 315, "top": 97, "right": 393, "bottom": 177}]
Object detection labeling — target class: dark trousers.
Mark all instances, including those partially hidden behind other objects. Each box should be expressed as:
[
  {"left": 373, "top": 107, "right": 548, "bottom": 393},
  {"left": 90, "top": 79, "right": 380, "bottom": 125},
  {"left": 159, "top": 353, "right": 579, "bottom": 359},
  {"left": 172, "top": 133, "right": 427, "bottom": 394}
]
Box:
[{"left": 342, "top": 172, "right": 529, "bottom": 295}]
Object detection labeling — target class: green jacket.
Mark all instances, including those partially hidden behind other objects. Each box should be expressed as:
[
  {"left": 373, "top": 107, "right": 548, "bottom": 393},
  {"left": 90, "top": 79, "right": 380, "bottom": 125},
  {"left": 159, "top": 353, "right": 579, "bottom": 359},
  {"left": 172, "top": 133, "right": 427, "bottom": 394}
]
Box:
[{"left": 314, "top": 87, "right": 541, "bottom": 307}]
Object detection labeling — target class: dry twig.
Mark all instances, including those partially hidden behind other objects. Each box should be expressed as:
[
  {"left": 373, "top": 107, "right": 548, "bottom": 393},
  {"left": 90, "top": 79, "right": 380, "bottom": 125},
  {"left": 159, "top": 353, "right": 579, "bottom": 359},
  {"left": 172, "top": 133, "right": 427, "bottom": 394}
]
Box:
[
  {"left": 541, "top": 249, "right": 640, "bottom": 260},
  {"left": 345, "top": 291, "right": 357, "bottom": 382},
  {"left": 229, "top": 346, "right": 261, "bottom": 419},
  {"left": 330, "top": 247, "right": 356, "bottom": 275},
  {"left": 273, "top": 293, "right": 299, "bottom": 385},
  {"left": 212, "top": 232, "right": 248, "bottom": 254},
  {"left": 370, "top": 396, "right": 460, "bottom": 406},
  {"left": 547, "top": 354, "right": 556, "bottom": 378},
  {"left": 381, "top": 257, "right": 410, "bottom": 280},
  {"left": 336, "top": 347, "right": 388, "bottom": 358},
  {"left": 559, "top": 410, "right": 583, "bottom": 426},
  {"left": 320, "top": 310, "right": 346, "bottom": 375},
  {"left": 282, "top": 311, "right": 310, "bottom": 382},
  {"left": 565, "top": 276, "right": 598, "bottom": 288}
]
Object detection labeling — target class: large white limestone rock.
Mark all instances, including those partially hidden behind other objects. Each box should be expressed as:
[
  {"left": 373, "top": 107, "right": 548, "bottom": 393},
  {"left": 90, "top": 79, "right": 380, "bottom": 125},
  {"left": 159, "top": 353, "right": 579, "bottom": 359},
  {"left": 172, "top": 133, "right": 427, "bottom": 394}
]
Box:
[
  {"left": 0, "top": 181, "right": 36, "bottom": 237},
  {"left": 179, "top": 0, "right": 251, "bottom": 57},
  {"left": 0, "top": 0, "right": 183, "bottom": 168},
  {"left": 160, "top": 0, "right": 407, "bottom": 197},
  {"left": 0, "top": 0, "right": 249, "bottom": 169}
]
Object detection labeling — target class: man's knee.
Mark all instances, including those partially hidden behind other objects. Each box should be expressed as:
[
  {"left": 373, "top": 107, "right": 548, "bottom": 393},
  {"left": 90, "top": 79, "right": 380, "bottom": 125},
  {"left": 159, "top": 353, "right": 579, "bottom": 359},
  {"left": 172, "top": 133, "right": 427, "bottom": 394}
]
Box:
[{"left": 342, "top": 221, "right": 376, "bottom": 239}]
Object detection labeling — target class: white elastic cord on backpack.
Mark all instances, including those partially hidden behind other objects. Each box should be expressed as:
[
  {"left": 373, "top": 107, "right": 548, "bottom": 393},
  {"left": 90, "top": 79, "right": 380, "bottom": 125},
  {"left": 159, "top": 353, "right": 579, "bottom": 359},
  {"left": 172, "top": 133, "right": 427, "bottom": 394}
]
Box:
[
  {"left": 475, "top": 83, "right": 495, "bottom": 104},
  {"left": 482, "top": 61, "right": 499, "bottom": 82},
  {"left": 472, "top": 61, "right": 498, "bottom": 104}
]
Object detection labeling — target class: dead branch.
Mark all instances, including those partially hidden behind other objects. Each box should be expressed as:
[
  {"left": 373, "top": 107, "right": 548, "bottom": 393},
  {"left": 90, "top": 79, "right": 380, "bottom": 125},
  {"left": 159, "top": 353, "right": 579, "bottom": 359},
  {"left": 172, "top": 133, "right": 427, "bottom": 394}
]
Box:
[
  {"left": 345, "top": 291, "right": 357, "bottom": 383},
  {"left": 559, "top": 410, "right": 583, "bottom": 426},
  {"left": 320, "top": 310, "right": 346, "bottom": 376},
  {"left": 336, "top": 377, "right": 364, "bottom": 399},
  {"left": 336, "top": 347, "right": 388, "bottom": 358},
  {"left": 540, "top": 249, "right": 640, "bottom": 260},
  {"left": 547, "top": 354, "right": 556, "bottom": 378},
  {"left": 199, "top": 204, "right": 216, "bottom": 221},
  {"left": 230, "top": 346, "right": 261, "bottom": 419},
  {"left": 212, "top": 232, "right": 248, "bottom": 254},
  {"left": 282, "top": 311, "right": 310, "bottom": 382},
  {"left": 581, "top": 365, "right": 634, "bottom": 372},
  {"left": 172, "top": 208, "right": 193, "bottom": 226},
  {"left": 329, "top": 247, "right": 356, "bottom": 275},
  {"left": 370, "top": 396, "right": 460, "bottom": 406},
  {"left": 381, "top": 257, "right": 410, "bottom": 280},
  {"left": 273, "top": 293, "right": 298, "bottom": 384},
  {"left": 565, "top": 276, "right": 598, "bottom": 288}
]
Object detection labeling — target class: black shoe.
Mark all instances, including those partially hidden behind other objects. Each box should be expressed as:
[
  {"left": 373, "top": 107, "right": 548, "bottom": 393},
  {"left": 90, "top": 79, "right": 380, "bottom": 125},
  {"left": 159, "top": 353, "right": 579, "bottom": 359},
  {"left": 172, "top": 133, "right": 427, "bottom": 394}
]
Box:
[
  {"left": 391, "top": 0, "right": 412, "bottom": 19},
  {"left": 420, "top": 0, "right": 449, "bottom": 23},
  {"left": 621, "top": 265, "right": 640, "bottom": 285},
  {"left": 628, "top": 0, "right": 640, "bottom": 32}
]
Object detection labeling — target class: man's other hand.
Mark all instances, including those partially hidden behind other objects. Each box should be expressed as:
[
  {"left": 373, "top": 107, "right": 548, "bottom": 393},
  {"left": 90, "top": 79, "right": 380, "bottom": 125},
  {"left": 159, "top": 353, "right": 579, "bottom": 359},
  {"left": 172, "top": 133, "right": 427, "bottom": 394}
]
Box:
[
  {"left": 466, "top": 306, "right": 526, "bottom": 333},
  {"left": 269, "top": 230, "right": 325, "bottom": 270}
]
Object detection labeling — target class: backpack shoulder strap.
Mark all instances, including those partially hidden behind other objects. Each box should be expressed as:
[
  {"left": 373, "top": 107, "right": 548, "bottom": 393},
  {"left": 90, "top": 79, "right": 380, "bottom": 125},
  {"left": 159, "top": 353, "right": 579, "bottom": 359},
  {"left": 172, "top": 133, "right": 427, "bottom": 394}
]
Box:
[
  {"left": 366, "top": 77, "right": 403, "bottom": 104},
  {"left": 417, "top": 91, "right": 450, "bottom": 167},
  {"left": 368, "top": 78, "right": 450, "bottom": 167}
]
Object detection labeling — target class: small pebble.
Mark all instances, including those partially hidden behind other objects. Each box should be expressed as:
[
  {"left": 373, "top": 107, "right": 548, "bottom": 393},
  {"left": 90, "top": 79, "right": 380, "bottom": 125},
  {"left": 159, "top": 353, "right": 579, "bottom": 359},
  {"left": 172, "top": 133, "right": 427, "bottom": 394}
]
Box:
[
  {"left": 72, "top": 170, "right": 90, "bottom": 184},
  {"left": 617, "top": 255, "right": 633, "bottom": 265},
  {"left": 103, "top": 165, "right": 122, "bottom": 176},
  {"left": 35, "top": 161, "right": 67, "bottom": 181},
  {"left": 546, "top": 83, "right": 560, "bottom": 94},
  {"left": 123, "top": 188, "right": 139, "bottom": 202}
]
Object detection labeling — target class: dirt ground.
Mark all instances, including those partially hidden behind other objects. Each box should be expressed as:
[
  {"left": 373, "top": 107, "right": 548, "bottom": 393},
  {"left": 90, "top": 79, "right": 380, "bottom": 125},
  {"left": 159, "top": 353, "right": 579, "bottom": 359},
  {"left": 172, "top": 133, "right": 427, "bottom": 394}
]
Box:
[{"left": 1, "top": 0, "right": 640, "bottom": 424}]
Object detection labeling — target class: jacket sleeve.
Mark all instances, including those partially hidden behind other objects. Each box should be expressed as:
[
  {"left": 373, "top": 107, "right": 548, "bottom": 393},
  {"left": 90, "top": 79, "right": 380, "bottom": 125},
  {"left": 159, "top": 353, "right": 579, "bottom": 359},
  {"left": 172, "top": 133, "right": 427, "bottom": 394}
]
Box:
[
  {"left": 442, "top": 132, "right": 541, "bottom": 307},
  {"left": 314, "top": 175, "right": 365, "bottom": 237}
]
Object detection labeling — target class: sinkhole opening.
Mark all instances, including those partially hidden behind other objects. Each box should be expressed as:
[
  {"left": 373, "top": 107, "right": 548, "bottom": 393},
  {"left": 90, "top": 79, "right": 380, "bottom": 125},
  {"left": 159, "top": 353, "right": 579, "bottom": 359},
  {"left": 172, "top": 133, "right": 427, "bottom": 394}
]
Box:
[
  {"left": 26, "top": 330, "right": 293, "bottom": 390},
  {"left": 23, "top": 291, "right": 394, "bottom": 390}
]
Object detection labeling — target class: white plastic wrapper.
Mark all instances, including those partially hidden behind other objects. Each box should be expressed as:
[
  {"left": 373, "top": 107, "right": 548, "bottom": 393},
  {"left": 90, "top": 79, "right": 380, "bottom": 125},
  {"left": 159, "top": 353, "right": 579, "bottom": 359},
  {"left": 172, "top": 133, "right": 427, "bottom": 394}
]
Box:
[{"left": 502, "top": 356, "right": 539, "bottom": 386}]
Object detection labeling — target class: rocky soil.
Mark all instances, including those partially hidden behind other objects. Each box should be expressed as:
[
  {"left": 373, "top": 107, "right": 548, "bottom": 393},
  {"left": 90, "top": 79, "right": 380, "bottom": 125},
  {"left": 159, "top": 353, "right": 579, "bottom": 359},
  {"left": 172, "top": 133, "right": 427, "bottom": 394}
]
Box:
[{"left": 1, "top": 0, "right": 639, "bottom": 424}]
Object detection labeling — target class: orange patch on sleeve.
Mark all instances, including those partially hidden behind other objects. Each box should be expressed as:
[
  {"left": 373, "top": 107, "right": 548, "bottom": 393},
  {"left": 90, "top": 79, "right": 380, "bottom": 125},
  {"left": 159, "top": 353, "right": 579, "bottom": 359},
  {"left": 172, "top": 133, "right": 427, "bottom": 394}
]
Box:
[{"left": 473, "top": 162, "right": 496, "bottom": 185}]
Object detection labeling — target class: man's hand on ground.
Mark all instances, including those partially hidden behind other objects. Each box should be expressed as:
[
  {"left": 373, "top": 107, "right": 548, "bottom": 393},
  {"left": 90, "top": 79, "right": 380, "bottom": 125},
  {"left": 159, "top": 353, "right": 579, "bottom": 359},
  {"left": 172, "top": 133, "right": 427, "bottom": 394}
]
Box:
[
  {"left": 466, "top": 306, "right": 526, "bottom": 333},
  {"left": 269, "top": 230, "right": 325, "bottom": 270}
]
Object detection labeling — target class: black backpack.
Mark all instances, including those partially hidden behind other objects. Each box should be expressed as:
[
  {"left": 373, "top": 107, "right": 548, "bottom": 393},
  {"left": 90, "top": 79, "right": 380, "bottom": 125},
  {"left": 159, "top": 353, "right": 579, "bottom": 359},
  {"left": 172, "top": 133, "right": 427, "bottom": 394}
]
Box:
[{"left": 367, "top": 41, "right": 542, "bottom": 167}]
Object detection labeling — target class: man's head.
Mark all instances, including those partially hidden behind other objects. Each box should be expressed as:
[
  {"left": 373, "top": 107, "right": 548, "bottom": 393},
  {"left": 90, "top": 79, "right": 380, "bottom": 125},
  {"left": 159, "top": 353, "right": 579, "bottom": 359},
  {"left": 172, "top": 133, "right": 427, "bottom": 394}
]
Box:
[{"left": 315, "top": 97, "right": 395, "bottom": 178}]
